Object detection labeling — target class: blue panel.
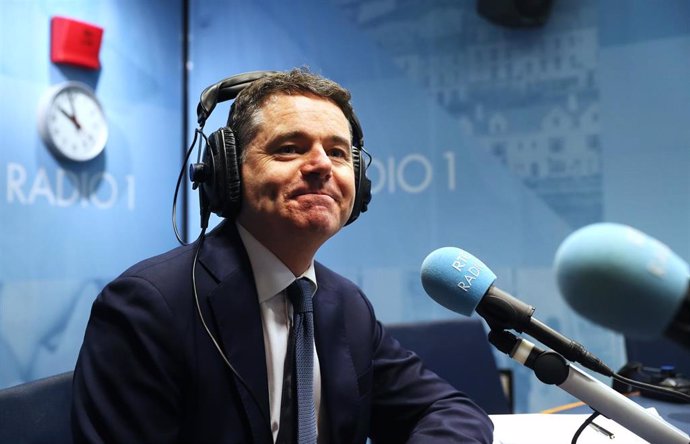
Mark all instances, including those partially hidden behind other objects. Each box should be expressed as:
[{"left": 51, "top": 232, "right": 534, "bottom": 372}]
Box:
[
  {"left": 600, "top": 0, "right": 690, "bottom": 47},
  {"left": 0, "top": 0, "right": 182, "bottom": 388}
]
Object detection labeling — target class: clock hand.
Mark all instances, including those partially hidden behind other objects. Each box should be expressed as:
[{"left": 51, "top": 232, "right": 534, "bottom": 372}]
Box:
[
  {"left": 58, "top": 106, "right": 82, "bottom": 130},
  {"left": 58, "top": 106, "right": 72, "bottom": 119},
  {"left": 66, "top": 91, "right": 84, "bottom": 129},
  {"left": 67, "top": 90, "right": 77, "bottom": 115}
]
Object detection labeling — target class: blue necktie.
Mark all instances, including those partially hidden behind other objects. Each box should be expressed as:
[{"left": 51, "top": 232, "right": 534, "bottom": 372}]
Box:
[{"left": 287, "top": 278, "right": 317, "bottom": 444}]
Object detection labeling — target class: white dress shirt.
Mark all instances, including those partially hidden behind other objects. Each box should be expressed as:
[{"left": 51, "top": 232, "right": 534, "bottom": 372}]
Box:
[{"left": 236, "top": 222, "right": 323, "bottom": 443}]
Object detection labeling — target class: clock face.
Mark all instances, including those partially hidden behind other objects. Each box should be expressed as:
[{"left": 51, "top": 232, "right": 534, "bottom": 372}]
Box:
[{"left": 37, "top": 81, "right": 108, "bottom": 162}]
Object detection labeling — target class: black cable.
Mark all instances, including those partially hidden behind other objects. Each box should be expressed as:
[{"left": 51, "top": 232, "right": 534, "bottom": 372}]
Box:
[
  {"left": 571, "top": 410, "right": 598, "bottom": 444},
  {"left": 191, "top": 230, "right": 270, "bottom": 428},
  {"left": 613, "top": 372, "right": 690, "bottom": 403},
  {"left": 360, "top": 146, "right": 373, "bottom": 168},
  {"left": 172, "top": 129, "right": 201, "bottom": 245},
  {"left": 174, "top": 136, "right": 268, "bottom": 427},
  {"left": 570, "top": 410, "right": 614, "bottom": 444}
]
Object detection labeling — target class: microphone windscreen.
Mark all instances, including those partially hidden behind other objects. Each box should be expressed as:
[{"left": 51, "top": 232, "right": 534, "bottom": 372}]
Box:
[
  {"left": 420, "top": 247, "right": 497, "bottom": 316},
  {"left": 554, "top": 223, "right": 690, "bottom": 338}
]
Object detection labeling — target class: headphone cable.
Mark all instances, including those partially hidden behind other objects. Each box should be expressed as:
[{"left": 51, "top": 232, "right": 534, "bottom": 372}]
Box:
[
  {"left": 172, "top": 128, "right": 207, "bottom": 245},
  {"left": 191, "top": 230, "right": 271, "bottom": 429},
  {"left": 173, "top": 125, "right": 266, "bottom": 418}
]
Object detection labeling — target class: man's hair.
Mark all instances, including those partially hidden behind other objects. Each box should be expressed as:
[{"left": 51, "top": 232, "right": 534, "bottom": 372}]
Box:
[{"left": 227, "top": 67, "right": 355, "bottom": 160}]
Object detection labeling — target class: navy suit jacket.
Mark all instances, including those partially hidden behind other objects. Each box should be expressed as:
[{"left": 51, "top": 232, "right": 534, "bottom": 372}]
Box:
[{"left": 72, "top": 222, "right": 493, "bottom": 443}]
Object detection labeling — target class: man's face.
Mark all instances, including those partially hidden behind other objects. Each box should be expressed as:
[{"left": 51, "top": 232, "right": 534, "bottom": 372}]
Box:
[{"left": 237, "top": 93, "right": 356, "bottom": 246}]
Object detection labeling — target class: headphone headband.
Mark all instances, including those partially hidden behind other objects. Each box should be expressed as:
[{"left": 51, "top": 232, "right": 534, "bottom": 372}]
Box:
[{"left": 196, "top": 70, "right": 278, "bottom": 126}]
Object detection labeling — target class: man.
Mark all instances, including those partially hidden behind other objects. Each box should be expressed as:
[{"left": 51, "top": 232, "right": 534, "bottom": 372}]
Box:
[{"left": 72, "top": 68, "right": 494, "bottom": 443}]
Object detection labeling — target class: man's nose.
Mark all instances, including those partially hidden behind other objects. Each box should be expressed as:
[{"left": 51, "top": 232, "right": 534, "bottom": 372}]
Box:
[{"left": 301, "top": 146, "right": 332, "bottom": 178}]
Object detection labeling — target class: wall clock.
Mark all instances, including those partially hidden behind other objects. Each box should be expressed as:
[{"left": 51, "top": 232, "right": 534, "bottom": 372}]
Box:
[{"left": 37, "top": 81, "right": 108, "bottom": 162}]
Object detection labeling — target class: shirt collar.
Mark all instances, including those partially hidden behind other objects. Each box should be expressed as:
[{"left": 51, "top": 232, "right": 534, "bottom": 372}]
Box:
[{"left": 236, "top": 221, "right": 317, "bottom": 303}]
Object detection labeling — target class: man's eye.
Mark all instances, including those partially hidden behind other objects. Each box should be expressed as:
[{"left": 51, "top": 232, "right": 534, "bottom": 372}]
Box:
[
  {"left": 277, "top": 145, "right": 298, "bottom": 154},
  {"left": 328, "top": 148, "right": 348, "bottom": 159}
]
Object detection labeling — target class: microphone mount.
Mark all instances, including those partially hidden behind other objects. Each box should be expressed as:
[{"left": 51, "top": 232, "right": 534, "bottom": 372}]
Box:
[
  {"left": 488, "top": 329, "right": 690, "bottom": 444},
  {"left": 478, "top": 286, "right": 613, "bottom": 376}
]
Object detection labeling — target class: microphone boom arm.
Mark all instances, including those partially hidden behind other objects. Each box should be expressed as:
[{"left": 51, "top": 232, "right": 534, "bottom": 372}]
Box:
[{"left": 489, "top": 330, "right": 690, "bottom": 444}]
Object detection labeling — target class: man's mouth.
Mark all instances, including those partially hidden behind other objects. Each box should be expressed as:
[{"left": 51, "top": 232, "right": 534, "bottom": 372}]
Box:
[
  {"left": 292, "top": 189, "right": 336, "bottom": 199},
  {"left": 291, "top": 191, "right": 337, "bottom": 206}
]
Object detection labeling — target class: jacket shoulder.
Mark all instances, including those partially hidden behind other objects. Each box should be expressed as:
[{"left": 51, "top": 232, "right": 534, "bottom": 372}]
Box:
[{"left": 121, "top": 242, "right": 196, "bottom": 281}]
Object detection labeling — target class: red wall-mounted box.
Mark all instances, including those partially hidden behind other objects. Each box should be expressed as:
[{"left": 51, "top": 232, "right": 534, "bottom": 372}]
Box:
[{"left": 50, "top": 16, "right": 103, "bottom": 70}]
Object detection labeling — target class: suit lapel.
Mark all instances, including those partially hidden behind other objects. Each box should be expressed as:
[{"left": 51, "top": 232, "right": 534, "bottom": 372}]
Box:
[
  {"left": 314, "top": 282, "right": 360, "bottom": 444},
  {"left": 198, "top": 223, "right": 272, "bottom": 442}
]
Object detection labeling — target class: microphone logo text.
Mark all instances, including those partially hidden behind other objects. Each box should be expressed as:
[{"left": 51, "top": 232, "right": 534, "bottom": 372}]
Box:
[{"left": 451, "top": 251, "right": 481, "bottom": 292}]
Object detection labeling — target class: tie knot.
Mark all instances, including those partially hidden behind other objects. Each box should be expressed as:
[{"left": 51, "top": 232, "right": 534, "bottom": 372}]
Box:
[{"left": 287, "top": 278, "right": 313, "bottom": 314}]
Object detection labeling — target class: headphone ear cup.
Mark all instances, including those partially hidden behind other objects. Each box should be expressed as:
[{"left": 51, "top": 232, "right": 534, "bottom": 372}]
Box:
[
  {"left": 346, "top": 146, "right": 372, "bottom": 225},
  {"left": 203, "top": 127, "right": 242, "bottom": 218},
  {"left": 220, "top": 128, "right": 242, "bottom": 216}
]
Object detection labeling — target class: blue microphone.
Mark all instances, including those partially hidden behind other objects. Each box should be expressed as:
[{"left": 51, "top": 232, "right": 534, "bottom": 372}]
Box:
[
  {"left": 421, "top": 247, "right": 612, "bottom": 376},
  {"left": 555, "top": 223, "right": 690, "bottom": 347},
  {"left": 420, "top": 247, "right": 498, "bottom": 316}
]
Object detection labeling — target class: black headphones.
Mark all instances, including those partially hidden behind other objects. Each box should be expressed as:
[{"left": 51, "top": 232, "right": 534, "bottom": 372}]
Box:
[{"left": 188, "top": 70, "right": 372, "bottom": 227}]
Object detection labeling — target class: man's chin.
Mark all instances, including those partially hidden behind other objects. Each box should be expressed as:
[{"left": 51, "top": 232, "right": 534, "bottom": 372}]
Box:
[{"left": 290, "top": 213, "right": 344, "bottom": 235}]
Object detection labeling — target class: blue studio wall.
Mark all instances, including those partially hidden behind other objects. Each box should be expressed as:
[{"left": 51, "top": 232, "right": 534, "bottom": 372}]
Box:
[
  {"left": 1, "top": 0, "right": 689, "bottom": 415},
  {"left": 0, "top": 1, "right": 182, "bottom": 387}
]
